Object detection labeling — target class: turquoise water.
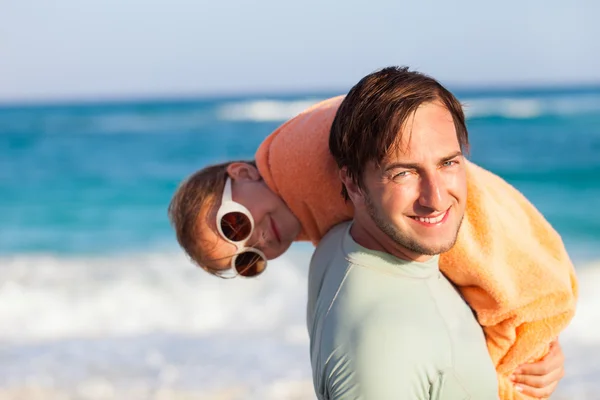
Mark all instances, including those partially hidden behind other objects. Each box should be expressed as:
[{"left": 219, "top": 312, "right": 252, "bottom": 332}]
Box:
[{"left": 1, "top": 87, "right": 599, "bottom": 260}]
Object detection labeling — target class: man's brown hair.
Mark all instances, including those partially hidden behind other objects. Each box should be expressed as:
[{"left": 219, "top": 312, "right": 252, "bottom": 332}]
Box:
[{"left": 329, "top": 66, "right": 469, "bottom": 200}]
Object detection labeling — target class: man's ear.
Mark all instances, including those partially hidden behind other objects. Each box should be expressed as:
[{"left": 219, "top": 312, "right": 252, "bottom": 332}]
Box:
[
  {"left": 226, "top": 162, "right": 261, "bottom": 182},
  {"left": 339, "top": 167, "right": 365, "bottom": 205}
]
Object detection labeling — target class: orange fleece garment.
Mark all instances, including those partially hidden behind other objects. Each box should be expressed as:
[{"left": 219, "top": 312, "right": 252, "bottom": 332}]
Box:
[{"left": 255, "top": 96, "right": 578, "bottom": 400}]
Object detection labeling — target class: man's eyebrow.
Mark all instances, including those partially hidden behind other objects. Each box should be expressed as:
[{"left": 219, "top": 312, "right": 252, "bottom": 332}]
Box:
[
  {"left": 383, "top": 151, "right": 463, "bottom": 172},
  {"left": 438, "top": 151, "right": 463, "bottom": 163},
  {"left": 384, "top": 161, "right": 420, "bottom": 171}
]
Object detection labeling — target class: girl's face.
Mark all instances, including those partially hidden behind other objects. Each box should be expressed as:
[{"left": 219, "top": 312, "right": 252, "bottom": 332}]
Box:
[{"left": 196, "top": 162, "right": 302, "bottom": 273}]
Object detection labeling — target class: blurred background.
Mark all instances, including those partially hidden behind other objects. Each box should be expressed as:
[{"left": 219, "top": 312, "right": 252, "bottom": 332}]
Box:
[{"left": 1, "top": 0, "right": 599, "bottom": 399}]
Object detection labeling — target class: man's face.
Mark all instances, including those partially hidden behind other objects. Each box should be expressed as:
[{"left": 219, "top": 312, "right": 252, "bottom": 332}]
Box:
[{"left": 357, "top": 100, "right": 467, "bottom": 258}]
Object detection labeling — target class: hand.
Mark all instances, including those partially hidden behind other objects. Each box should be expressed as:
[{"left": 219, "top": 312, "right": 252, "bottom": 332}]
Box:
[{"left": 510, "top": 339, "right": 565, "bottom": 399}]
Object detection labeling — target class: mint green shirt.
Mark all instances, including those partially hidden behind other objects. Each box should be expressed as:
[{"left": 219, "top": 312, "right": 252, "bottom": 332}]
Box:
[{"left": 307, "top": 222, "right": 499, "bottom": 400}]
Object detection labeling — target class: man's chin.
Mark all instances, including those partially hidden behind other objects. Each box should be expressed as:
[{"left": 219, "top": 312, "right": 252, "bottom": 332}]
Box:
[
  {"left": 407, "top": 238, "right": 457, "bottom": 257},
  {"left": 407, "top": 223, "right": 462, "bottom": 256}
]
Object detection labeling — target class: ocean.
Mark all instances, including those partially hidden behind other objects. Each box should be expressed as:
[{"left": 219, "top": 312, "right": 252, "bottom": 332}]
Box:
[{"left": 0, "top": 87, "right": 599, "bottom": 399}]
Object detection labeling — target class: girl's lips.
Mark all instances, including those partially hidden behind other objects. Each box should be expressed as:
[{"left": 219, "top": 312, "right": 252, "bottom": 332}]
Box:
[{"left": 270, "top": 216, "right": 281, "bottom": 243}]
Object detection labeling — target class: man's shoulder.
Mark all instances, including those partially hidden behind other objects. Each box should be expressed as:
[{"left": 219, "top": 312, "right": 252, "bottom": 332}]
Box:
[
  {"left": 315, "top": 222, "right": 350, "bottom": 253},
  {"left": 308, "top": 222, "right": 351, "bottom": 278}
]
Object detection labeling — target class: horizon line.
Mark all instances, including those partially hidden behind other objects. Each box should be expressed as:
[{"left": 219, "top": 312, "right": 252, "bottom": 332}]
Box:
[{"left": 1, "top": 80, "right": 600, "bottom": 109}]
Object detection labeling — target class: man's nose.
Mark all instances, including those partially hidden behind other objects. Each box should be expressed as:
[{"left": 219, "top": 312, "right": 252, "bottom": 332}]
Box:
[{"left": 418, "top": 172, "right": 447, "bottom": 211}]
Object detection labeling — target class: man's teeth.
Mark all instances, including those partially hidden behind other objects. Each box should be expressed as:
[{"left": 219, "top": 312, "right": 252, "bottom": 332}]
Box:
[{"left": 413, "top": 212, "right": 445, "bottom": 224}]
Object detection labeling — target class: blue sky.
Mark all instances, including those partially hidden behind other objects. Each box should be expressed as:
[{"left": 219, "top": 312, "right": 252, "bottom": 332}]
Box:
[{"left": 1, "top": 0, "right": 598, "bottom": 102}]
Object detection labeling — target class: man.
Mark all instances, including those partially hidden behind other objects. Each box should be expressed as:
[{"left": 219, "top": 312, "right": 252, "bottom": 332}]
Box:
[{"left": 307, "top": 67, "right": 562, "bottom": 399}]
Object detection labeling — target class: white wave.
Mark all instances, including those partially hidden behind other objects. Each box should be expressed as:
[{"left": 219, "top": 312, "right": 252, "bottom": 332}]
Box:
[
  {"left": 0, "top": 251, "right": 598, "bottom": 399},
  {"left": 218, "top": 93, "right": 600, "bottom": 123},
  {"left": 217, "top": 99, "right": 325, "bottom": 122},
  {"left": 217, "top": 94, "right": 600, "bottom": 123},
  {"left": 548, "top": 261, "right": 600, "bottom": 400},
  {"left": 0, "top": 246, "right": 312, "bottom": 343},
  {"left": 1, "top": 251, "right": 598, "bottom": 345},
  {"left": 557, "top": 261, "right": 600, "bottom": 344},
  {"left": 462, "top": 93, "right": 600, "bottom": 119},
  {"left": 0, "top": 246, "right": 316, "bottom": 398}
]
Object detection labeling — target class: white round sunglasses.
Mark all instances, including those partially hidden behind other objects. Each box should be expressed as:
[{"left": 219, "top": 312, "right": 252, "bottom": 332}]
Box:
[{"left": 215, "top": 177, "right": 268, "bottom": 277}]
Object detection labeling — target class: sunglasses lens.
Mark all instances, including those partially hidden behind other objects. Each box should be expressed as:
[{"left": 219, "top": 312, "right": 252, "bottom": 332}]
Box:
[
  {"left": 220, "top": 211, "right": 252, "bottom": 242},
  {"left": 234, "top": 251, "right": 267, "bottom": 277}
]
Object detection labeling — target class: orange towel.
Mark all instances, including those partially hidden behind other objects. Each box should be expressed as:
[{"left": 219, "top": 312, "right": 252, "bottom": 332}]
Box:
[{"left": 255, "top": 96, "right": 578, "bottom": 399}]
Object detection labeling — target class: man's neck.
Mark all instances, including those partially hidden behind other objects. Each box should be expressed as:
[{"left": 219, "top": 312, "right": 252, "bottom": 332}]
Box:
[{"left": 349, "top": 218, "right": 434, "bottom": 263}]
